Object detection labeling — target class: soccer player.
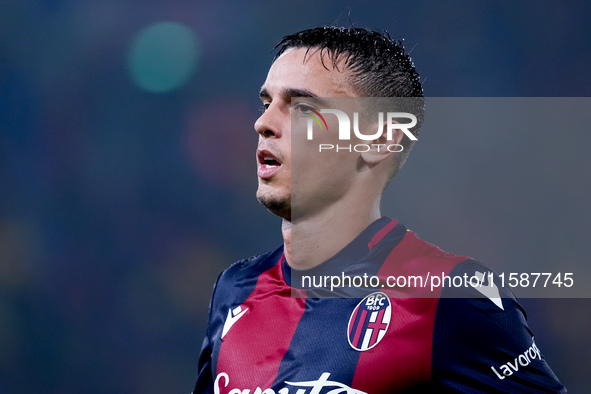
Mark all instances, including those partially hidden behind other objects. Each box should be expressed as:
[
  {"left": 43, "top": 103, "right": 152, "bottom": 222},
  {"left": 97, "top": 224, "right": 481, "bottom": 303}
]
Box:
[{"left": 193, "top": 27, "right": 566, "bottom": 393}]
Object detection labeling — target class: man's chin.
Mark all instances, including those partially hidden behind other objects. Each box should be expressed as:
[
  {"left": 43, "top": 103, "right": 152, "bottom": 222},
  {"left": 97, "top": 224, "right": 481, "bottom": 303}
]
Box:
[{"left": 256, "top": 191, "right": 291, "bottom": 219}]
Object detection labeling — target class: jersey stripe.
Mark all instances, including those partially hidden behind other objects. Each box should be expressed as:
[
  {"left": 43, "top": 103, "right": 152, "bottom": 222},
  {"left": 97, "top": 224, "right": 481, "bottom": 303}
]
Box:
[
  {"left": 348, "top": 305, "right": 360, "bottom": 337},
  {"left": 351, "top": 309, "right": 368, "bottom": 348},
  {"left": 215, "top": 255, "right": 306, "bottom": 391},
  {"left": 352, "top": 229, "right": 468, "bottom": 391},
  {"left": 368, "top": 218, "right": 399, "bottom": 250}
]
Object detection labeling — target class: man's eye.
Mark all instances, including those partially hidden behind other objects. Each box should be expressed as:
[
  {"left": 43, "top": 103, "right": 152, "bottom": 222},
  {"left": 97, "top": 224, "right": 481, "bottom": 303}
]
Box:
[
  {"left": 260, "top": 103, "right": 270, "bottom": 113},
  {"left": 295, "top": 103, "right": 314, "bottom": 114}
]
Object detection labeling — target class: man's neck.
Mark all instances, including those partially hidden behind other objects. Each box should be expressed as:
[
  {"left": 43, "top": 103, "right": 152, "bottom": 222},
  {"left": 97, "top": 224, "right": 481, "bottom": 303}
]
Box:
[{"left": 282, "top": 199, "right": 381, "bottom": 270}]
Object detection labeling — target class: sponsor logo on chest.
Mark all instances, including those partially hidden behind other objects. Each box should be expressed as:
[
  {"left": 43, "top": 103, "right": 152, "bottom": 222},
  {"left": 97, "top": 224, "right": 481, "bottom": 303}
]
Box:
[{"left": 212, "top": 372, "right": 367, "bottom": 394}]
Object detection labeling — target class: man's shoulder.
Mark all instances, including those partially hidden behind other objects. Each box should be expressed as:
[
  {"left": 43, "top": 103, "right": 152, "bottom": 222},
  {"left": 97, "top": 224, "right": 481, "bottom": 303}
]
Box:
[
  {"left": 207, "top": 246, "right": 284, "bottom": 314},
  {"left": 217, "top": 246, "right": 284, "bottom": 285},
  {"left": 375, "top": 225, "right": 473, "bottom": 279}
]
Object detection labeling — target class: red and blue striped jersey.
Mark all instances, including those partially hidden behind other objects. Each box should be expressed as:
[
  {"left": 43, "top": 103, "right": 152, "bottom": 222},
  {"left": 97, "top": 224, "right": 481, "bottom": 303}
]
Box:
[{"left": 194, "top": 218, "right": 566, "bottom": 393}]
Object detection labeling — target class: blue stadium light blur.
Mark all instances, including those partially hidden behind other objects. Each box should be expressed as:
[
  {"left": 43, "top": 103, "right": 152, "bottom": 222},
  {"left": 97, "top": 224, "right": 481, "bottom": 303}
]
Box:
[{"left": 127, "top": 21, "right": 201, "bottom": 93}]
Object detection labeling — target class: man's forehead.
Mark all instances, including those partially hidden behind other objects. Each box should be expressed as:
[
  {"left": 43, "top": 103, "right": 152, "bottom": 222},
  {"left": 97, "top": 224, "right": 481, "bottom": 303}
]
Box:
[
  {"left": 259, "top": 47, "right": 356, "bottom": 99},
  {"left": 276, "top": 46, "right": 351, "bottom": 67}
]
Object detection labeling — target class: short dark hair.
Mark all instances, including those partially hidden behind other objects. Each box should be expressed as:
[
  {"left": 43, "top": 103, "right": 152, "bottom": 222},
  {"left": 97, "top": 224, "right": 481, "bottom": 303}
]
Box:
[{"left": 274, "top": 26, "right": 424, "bottom": 171}]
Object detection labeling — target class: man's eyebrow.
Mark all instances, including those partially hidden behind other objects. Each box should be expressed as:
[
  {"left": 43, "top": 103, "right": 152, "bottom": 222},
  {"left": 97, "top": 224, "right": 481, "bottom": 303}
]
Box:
[
  {"left": 259, "top": 87, "right": 270, "bottom": 99},
  {"left": 258, "top": 87, "right": 319, "bottom": 100},
  {"left": 283, "top": 88, "right": 317, "bottom": 98}
]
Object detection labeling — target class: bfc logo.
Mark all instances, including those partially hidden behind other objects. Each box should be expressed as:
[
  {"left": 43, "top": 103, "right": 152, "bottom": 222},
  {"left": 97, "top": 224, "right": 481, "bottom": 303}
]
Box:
[
  {"left": 305, "top": 109, "right": 418, "bottom": 153},
  {"left": 347, "top": 292, "right": 391, "bottom": 351}
]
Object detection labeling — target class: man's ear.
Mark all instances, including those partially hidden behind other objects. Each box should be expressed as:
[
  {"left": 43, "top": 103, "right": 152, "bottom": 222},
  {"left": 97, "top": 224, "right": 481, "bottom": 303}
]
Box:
[{"left": 359, "top": 120, "right": 405, "bottom": 165}]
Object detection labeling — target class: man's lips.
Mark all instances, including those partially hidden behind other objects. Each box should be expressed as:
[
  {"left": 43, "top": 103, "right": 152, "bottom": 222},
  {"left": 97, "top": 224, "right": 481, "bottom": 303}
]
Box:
[{"left": 257, "top": 149, "right": 282, "bottom": 179}]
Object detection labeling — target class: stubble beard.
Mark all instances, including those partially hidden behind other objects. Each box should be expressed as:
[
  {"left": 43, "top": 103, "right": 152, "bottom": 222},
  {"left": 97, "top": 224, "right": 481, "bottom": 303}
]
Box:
[{"left": 256, "top": 190, "right": 291, "bottom": 220}]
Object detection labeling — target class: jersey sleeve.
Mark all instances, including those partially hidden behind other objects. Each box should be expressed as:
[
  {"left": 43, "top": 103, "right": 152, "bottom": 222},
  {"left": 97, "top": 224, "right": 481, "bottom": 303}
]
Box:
[
  {"left": 431, "top": 260, "right": 566, "bottom": 393},
  {"left": 192, "top": 249, "right": 281, "bottom": 394},
  {"left": 193, "top": 273, "right": 222, "bottom": 394}
]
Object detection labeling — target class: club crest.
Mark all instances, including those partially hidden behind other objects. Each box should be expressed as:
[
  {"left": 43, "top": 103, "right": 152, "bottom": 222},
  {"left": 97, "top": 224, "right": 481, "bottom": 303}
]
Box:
[{"left": 347, "top": 292, "right": 391, "bottom": 351}]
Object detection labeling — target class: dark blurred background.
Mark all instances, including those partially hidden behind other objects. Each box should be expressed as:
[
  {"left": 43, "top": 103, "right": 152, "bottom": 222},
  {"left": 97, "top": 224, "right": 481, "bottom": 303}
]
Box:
[{"left": 1, "top": 1, "right": 590, "bottom": 393}]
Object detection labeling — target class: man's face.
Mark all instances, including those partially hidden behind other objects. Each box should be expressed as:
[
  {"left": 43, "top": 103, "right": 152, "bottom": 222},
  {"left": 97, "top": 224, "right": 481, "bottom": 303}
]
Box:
[{"left": 255, "top": 47, "right": 358, "bottom": 220}]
